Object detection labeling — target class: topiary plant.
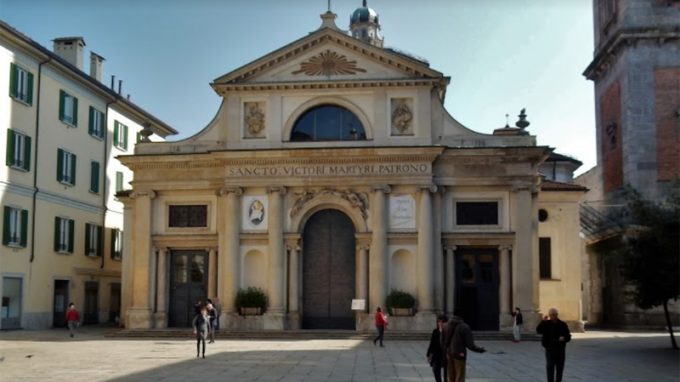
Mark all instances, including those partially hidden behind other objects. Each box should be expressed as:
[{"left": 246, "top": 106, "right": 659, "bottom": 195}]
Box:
[
  {"left": 385, "top": 289, "right": 415, "bottom": 309},
  {"left": 235, "top": 287, "right": 268, "bottom": 312}
]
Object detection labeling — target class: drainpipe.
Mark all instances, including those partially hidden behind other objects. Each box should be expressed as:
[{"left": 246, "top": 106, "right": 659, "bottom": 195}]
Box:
[
  {"left": 29, "top": 57, "right": 52, "bottom": 263},
  {"left": 101, "top": 99, "right": 118, "bottom": 269}
]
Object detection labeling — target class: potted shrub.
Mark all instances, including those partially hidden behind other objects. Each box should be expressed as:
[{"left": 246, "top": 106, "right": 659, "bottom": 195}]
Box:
[
  {"left": 235, "top": 287, "right": 268, "bottom": 316},
  {"left": 386, "top": 289, "right": 415, "bottom": 316}
]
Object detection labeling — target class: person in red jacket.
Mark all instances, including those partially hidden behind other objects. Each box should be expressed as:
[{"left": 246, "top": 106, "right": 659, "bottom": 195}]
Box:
[
  {"left": 65, "top": 303, "right": 81, "bottom": 338},
  {"left": 373, "top": 306, "right": 388, "bottom": 347}
]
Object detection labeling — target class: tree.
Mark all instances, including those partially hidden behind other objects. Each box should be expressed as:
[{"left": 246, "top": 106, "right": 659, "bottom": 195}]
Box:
[{"left": 610, "top": 187, "right": 680, "bottom": 350}]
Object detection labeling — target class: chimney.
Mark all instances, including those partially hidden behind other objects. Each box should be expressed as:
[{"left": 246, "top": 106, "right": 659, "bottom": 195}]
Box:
[
  {"left": 90, "top": 52, "right": 105, "bottom": 82},
  {"left": 53, "top": 37, "right": 86, "bottom": 70}
]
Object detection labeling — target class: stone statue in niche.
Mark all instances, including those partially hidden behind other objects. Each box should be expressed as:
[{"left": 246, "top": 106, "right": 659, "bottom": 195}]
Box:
[
  {"left": 391, "top": 99, "right": 413, "bottom": 134},
  {"left": 244, "top": 102, "right": 265, "bottom": 137},
  {"left": 248, "top": 199, "right": 265, "bottom": 226}
]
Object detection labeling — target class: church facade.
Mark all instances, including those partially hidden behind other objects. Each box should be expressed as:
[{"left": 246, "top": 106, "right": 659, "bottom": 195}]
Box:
[{"left": 119, "top": 5, "right": 583, "bottom": 331}]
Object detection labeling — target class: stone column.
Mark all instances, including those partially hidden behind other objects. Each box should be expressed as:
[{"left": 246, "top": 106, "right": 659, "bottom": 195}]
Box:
[
  {"left": 127, "top": 190, "right": 155, "bottom": 329},
  {"left": 208, "top": 248, "right": 217, "bottom": 299},
  {"left": 286, "top": 238, "right": 300, "bottom": 315},
  {"left": 511, "top": 184, "right": 540, "bottom": 327},
  {"left": 499, "top": 245, "right": 512, "bottom": 328},
  {"left": 369, "top": 185, "right": 389, "bottom": 310},
  {"left": 433, "top": 188, "right": 444, "bottom": 312},
  {"left": 445, "top": 245, "right": 455, "bottom": 315},
  {"left": 417, "top": 185, "right": 435, "bottom": 313},
  {"left": 154, "top": 247, "right": 168, "bottom": 328},
  {"left": 217, "top": 187, "right": 242, "bottom": 327},
  {"left": 356, "top": 244, "right": 369, "bottom": 307},
  {"left": 266, "top": 186, "right": 286, "bottom": 329},
  {"left": 120, "top": 201, "right": 133, "bottom": 327}
]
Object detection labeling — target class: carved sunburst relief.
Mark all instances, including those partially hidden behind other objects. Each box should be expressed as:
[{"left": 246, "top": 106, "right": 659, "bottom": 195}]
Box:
[{"left": 292, "top": 50, "right": 367, "bottom": 76}]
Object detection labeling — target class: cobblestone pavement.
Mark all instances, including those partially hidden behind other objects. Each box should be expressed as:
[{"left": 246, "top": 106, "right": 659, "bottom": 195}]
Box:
[{"left": 0, "top": 328, "right": 678, "bottom": 381}]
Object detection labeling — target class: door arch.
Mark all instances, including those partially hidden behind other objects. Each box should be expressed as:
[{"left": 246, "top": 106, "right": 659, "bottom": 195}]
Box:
[{"left": 302, "top": 209, "right": 356, "bottom": 329}]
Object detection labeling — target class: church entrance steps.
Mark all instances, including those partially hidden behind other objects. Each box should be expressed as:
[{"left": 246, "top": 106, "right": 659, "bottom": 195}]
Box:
[{"left": 105, "top": 329, "right": 540, "bottom": 341}]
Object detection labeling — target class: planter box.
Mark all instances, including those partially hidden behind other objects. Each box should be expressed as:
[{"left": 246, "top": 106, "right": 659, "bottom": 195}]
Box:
[
  {"left": 390, "top": 308, "right": 414, "bottom": 316},
  {"left": 240, "top": 307, "right": 263, "bottom": 316}
]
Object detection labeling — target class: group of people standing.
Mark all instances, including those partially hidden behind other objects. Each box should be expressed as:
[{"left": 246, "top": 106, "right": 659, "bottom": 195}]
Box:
[
  {"left": 418, "top": 307, "right": 571, "bottom": 382},
  {"left": 192, "top": 298, "right": 220, "bottom": 359}
]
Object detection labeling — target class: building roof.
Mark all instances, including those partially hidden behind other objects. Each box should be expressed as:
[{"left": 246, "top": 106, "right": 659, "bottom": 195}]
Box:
[
  {"left": 546, "top": 152, "right": 583, "bottom": 166},
  {"left": 0, "top": 20, "right": 177, "bottom": 137},
  {"left": 541, "top": 179, "right": 588, "bottom": 192}
]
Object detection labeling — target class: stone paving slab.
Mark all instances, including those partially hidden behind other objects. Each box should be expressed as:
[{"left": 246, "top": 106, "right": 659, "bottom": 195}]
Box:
[{"left": 0, "top": 328, "right": 678, "bottom": 381}]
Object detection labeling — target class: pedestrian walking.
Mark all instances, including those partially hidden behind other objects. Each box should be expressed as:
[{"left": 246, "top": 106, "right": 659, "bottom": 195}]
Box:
[
  {"left": 212, "top": 297, "right": 222, "bottom": 330},
  {"left": 65, "top": 303, "right": 80, "bottom": 338},
  {"left": 536, "top": 307, "right": 572, "bottom": 382},
  {"left": 427, "top": 315, "right": 448, "bottom": 382},
  {"left": 206, "top": 299, "right": 217, "bottom": 343},
  {"left": 442, "top": 309, "right": 486, "bottom": 382},
  {"left": 192, "top": 306, "right": 211, "bottom": 359},
  {"left": 511, "top": 307, "right": 523, "bottom": 342},
  {"left": 373, "top": 306, "right": 388, "bottom": 347}
]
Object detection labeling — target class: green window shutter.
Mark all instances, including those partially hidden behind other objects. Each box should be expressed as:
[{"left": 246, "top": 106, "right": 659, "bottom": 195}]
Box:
[
  {"left": 123, "top": 125, "right": 128, "bottom": 150},
  {"left": 54, "top": 217, "right": 61, "bottom": 251},
  {"left": 72, "top": 96, "right": 78, "bottom": 126},
  {"left": 20, "top": 209, "right": 28, "bottom": 247},
  {"left": 23, "top": 135, "right": 31, "bottom": 171},
  {"left": 26, "top": 72, "right": 34, "bottom": 105},
  {"left": 59, "top": 90, "right": 65, "bottom": 122},
  {"left": 2, "top": 207, "right": 10, "bottom": 245},
  {"left": 85, "top": 223, "right": 91, "bottom": 256},
  {"left": 113, "top": 121, "right": 119, "bottom": 147},
  {"left": 90, "top": 161, "right": 100, "bottom": 193},
  {"left": 6, "top": 130, "right": 15, "bottom": 167},
  {"left": 97, "top": 225, "right": 103, "bottom": 257},
  {"left": 57, "top": 149, "right": 64, "bottom": 182},
  {"left": 9, "top": 63, "right": 17, "bottom": 98},
  {"left": 70, "top": 154, "right": 77, "bottom": 185},
  {"left": 110, "top": 229, "right": 115, "bottom": 259},
  {"left": 88, "top": 107, "right": 94, "bottom": 135},
  {"left": 115, "top": 172, "right": 123, "bottom": 192},
  {"left": 68, "top": 219, "right": 74, "bottom": 253}
]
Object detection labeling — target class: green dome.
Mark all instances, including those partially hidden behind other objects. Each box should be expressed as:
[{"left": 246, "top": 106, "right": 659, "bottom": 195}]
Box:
[{"left": 350, "top": 1, "right": 379, "bottom": 24}]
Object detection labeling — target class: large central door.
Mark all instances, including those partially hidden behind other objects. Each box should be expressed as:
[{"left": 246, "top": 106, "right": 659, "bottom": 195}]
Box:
[
  {"left": 169, "top": 250, "right": 208, "bottom": 327},
  {"left": 455, "top": 248, "right": 500, "bottom": 330},
  {"left": 302, "top": 209, "right": 356, "bottom": 329}
]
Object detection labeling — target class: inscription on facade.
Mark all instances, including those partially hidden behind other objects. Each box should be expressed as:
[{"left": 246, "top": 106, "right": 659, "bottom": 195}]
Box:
[{"left": 227, "top": 163, "right": 429, "bottom": 177}]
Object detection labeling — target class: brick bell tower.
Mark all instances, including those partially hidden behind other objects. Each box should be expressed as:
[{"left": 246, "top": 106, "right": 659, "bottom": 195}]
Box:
[{"left": 583, "top": 0, "right": 680, "bottom": 201}]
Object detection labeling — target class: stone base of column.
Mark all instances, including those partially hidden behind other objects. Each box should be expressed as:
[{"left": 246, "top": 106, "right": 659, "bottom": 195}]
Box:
[
  {"left": 263, "top": 312, "right": 286, "bottom": 330},
  {"left": 413, "top": 311, "right": 437, "bottom": 330},
  {"left": 126, "top": 308, "right": 153, "bottom": 329},
  {"left": 153, "top": 312, "right": 167, "bottom": 329},
  {"left": 498, "top": 313, "right": 514, "bottom": 330},
  {"left": 522, "top": 310, "right": 543, "bottom": 331},
  {"left": 219, "top": 312, "right": 242, "bottom": 330},
  {"left": 286, "top": 312, "right": 301, "bottom": 330}
]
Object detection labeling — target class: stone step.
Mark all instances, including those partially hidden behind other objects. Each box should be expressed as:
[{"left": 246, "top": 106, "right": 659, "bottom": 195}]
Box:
[{"left": 106, "top": 329, "right": 541, "bottom": 341}]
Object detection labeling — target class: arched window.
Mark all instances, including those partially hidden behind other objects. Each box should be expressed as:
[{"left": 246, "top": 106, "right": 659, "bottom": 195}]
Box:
[{"left": 290, "top": 104, "right": 366, "bottom": 141}]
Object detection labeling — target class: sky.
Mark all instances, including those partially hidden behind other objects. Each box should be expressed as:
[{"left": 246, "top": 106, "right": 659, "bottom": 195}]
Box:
[{"left": 1, "top": 0, "right": 597, "bottom": 174}]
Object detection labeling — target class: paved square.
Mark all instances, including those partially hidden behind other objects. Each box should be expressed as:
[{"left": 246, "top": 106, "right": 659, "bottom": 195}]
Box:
[{"left": 0, "top": 329, "right": 678, "bottom": 381}]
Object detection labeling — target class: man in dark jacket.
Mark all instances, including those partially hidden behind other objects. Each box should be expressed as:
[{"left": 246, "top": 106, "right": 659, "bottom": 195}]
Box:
[
  {"left": 442, "top": 310, "right": 486, "bottom": 382},
  {"left": 427, "top": 315, "right": 448, "bottom": 382},
  {"left": 536, "top": 308, "right": 572, "bottom": 382}
]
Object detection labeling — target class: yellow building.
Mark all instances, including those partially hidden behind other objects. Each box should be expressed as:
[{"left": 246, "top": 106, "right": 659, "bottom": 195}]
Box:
[
  {"left": 119, "top": 5, "right": 585, "bottom": 331},
  {"left": 0, "top": 21, "right": 176, "bottom": 329}
]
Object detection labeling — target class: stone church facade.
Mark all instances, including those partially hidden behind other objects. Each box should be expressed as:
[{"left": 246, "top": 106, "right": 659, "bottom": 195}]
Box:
[{"left": 119, "top": 5, "right": 583, "bottom": 331}]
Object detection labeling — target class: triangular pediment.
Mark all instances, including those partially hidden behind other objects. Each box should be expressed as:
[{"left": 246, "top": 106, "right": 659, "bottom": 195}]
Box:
[{"left": 212, "top": 27, "right": 443, "bottom": 88}]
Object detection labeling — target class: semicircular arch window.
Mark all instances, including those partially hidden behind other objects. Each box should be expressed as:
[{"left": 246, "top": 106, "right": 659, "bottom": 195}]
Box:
[{"left": 290, "top": 104, "right": 367, "bottom": 141}]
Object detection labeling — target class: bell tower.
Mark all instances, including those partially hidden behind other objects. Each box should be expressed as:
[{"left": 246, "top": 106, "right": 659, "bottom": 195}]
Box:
[{"left": 349, "top": 0, "right": 383, "bottom": 47}]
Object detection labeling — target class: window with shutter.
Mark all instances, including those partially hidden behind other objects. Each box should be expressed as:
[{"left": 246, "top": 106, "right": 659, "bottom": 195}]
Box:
[
  {"left": 111, "top": 228, "right": 123, "bottom": 260},
  {"left": 6, "top": 130, "right": 31, "bottom": 171},
  {"left": 539, "top": 237, "right": 552, "bottom": 279},
  {"left": 3, "top": 206, "right": 27, "bottom": 247},
  {"left": 59, "top": 90, "right": 78, "bottom": 127},
  {"left": 115, "top": 172, "right": 124, "bottom": 192},
  {"left": 114, "top": 120, "right": 128, "bottom": 150},
  {"left": 85, "top": 223, "right": 102, "bottom": 257},
  {"left": 54, "top": 217, "right": 73, "bottom": 253},
  {"left": 88, "top": 107, "right": 105, "bottom": 139},
  {"left": 90, "top": 161, "right": 100, "bottom": 193},
  {"left": 9, "top": 63, "right": 33, "bottom": 105},
  {"left": 57, "top": 149, "right": 76, "bottom": 186}
]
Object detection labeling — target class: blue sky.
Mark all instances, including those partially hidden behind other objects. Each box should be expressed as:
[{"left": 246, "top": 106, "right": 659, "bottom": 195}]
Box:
[{"left": 1, "top": 0, "right": 596, "bottom": 174}]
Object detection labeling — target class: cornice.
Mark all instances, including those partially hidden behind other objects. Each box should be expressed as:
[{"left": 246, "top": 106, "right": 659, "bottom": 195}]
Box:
[
  {"left": 212, "top": 78, "right": 446, "bottom": 94},
  {"left": 584, "top": 27, "right": 680, "bottom": 81}
]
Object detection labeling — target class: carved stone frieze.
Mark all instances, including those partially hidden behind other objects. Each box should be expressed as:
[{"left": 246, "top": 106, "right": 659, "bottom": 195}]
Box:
[
  {"left": 292, "top": 50, "right": 367, "bottom": 76},
  {"left": 243, "top": 102, "right": 265, "bottom": 138},
  {"left": 391, "top": 98, "right": 413, "bottom": 135},
  {"left": 290, "top": 189, "right": 369, "bottom": 218}
]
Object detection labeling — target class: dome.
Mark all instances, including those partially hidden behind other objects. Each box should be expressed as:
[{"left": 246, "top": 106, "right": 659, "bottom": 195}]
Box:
[{"left": 350, "top": 1, "right": 379, "bottom": 25}]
